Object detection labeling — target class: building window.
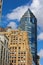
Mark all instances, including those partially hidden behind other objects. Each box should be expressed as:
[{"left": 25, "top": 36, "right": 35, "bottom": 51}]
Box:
[
  {"left": 4, "top": 48, "right": 5, "bottom": 58},
  {"left": 21, "top": 52, "right": 23, "bottom": 54},
  {"left": 7, "top": 42, "right": 8, "bottom": 47},
  {"left": 14, "top": 60, "right": 16, "bottom": 63},
  {"left": 12, "top": 47, "right": 14, "bottom": 49},
  {"left": 32, "top": 17, "right": 34, "bottom": 23},
  {"left": 1, "top": 46, "right": 3, "bottom": 59},
  {"left": 6, "top": 51, "right": 7, "bottom": 62},
  {"left": 4, "top": 40, "right": 6, "bottom": 45},
  {"left": 18, "top": 57, "right": 20, "bottom": 58},
  {"left": 11, "top": 43, "right": 12, "bottom": 45},
  {"left": 15, "top": 47, "right": 17, "bottom": 49},
  {"left": 12, "top": 60, "right": 13, "bottom": 63},
  {"left": 18, "top": 64, "right": 20, "bottom": 65},
  {"left": 16, "top": 37, "right": 18, "bottom": 40},
  {"left": 18, "top": 60, "right": 20, "bottom": 61},
  {"left": 19, "top": 38, "right": 21, "bottom": 40},
  {"left": 18, "top": 47, "right": 21, "bottom": 49},
  {"left": 14, "top": 57, "right": 16, "bottom": 58},
  {"left": 18, "top": 52, "right": 20, "bottom": 54},
  {"left": 19, "top": 43, "right": 21, "bottom": 44}
]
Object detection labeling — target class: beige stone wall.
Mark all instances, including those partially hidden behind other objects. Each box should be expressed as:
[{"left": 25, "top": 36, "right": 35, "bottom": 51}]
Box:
[
  {"left": 0, "top": 30, "right": 32, "bottom": 65},
  {"left": 8, "top": 30, "right": 32, "bottom": 65}
]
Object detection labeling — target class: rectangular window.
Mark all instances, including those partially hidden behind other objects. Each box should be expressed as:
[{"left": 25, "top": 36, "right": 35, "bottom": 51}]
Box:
[
  {"left": 12, "top": 60, "right": 13, "bottom": 63},
  {"left": 1, "top": 46, "right": 3, "bottom": 59},
  {"left": 18, "top": 47, "right": 21, "bottom": 49},
  {"left": 4, "top": 40, "right": 6, "bottom": 45}
]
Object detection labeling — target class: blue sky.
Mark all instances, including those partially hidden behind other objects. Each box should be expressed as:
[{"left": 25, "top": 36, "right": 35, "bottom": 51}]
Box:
[{"left": 1, "top": 0, "right": 43, "bottom": 65}]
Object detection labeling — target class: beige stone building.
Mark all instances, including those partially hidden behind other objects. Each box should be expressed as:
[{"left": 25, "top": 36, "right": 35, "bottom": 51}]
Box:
[
  {"left": 8, "top": 30, "right": 32, "bottom": 65},
  {"left": 0, "top": 29, "right": 32, "bottom": 65},
  {"left": 0, "top": 34, "right": 10, "bottom": 65}
]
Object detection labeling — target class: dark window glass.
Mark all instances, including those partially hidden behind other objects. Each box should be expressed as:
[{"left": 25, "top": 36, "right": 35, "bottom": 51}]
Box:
[
  {"left": 19, "top": 47, "right": 21, "bottom": 49},
  {"left": 12, "top": 60, "right": 13, "bottom": 62}
]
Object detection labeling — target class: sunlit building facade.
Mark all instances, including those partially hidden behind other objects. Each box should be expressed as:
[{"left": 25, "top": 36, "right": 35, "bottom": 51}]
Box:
[
  {"left": 18, "top": 9, "right": 37, "bottom": 65},
  {"left": 0, "top": 29, "right": 32, "bottom": 65},
  {"left": 8, "top": 30, "right": 32, "bottom": 65}
]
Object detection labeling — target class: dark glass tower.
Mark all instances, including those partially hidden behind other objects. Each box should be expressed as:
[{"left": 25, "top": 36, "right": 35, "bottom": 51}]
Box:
[{"left": 18, "top": 9, "right": 37, "bottom": 65}]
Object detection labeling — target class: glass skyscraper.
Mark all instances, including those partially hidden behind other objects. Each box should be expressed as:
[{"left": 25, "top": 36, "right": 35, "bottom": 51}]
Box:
[{"left": 18, "top": 9, "right": 37, "bottom": 65}]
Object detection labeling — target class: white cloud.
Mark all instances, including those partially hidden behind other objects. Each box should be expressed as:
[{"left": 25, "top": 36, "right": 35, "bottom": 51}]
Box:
[
  {"left": 38, "top": 49, "right": 43, "bottom": 58},
  {"left": 37, "top": 33, "right": 43, "bottom": 40},
  {"left": 7, "top": 6, "right": 28, "bottom": 20},
  {"left": 30, "top": 0, "right": 43, "bottom": 31},
  {"left": 30, "top": 0, "right": 40, "bottom": 8},
  {"left": 7, "top": 22, "right": 17, "bottom": 29}
]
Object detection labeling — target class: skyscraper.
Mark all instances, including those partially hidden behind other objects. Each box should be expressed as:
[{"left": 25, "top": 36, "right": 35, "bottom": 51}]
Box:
[{"left": 18, "top": 9, "right": 37, "bottom": 65}]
